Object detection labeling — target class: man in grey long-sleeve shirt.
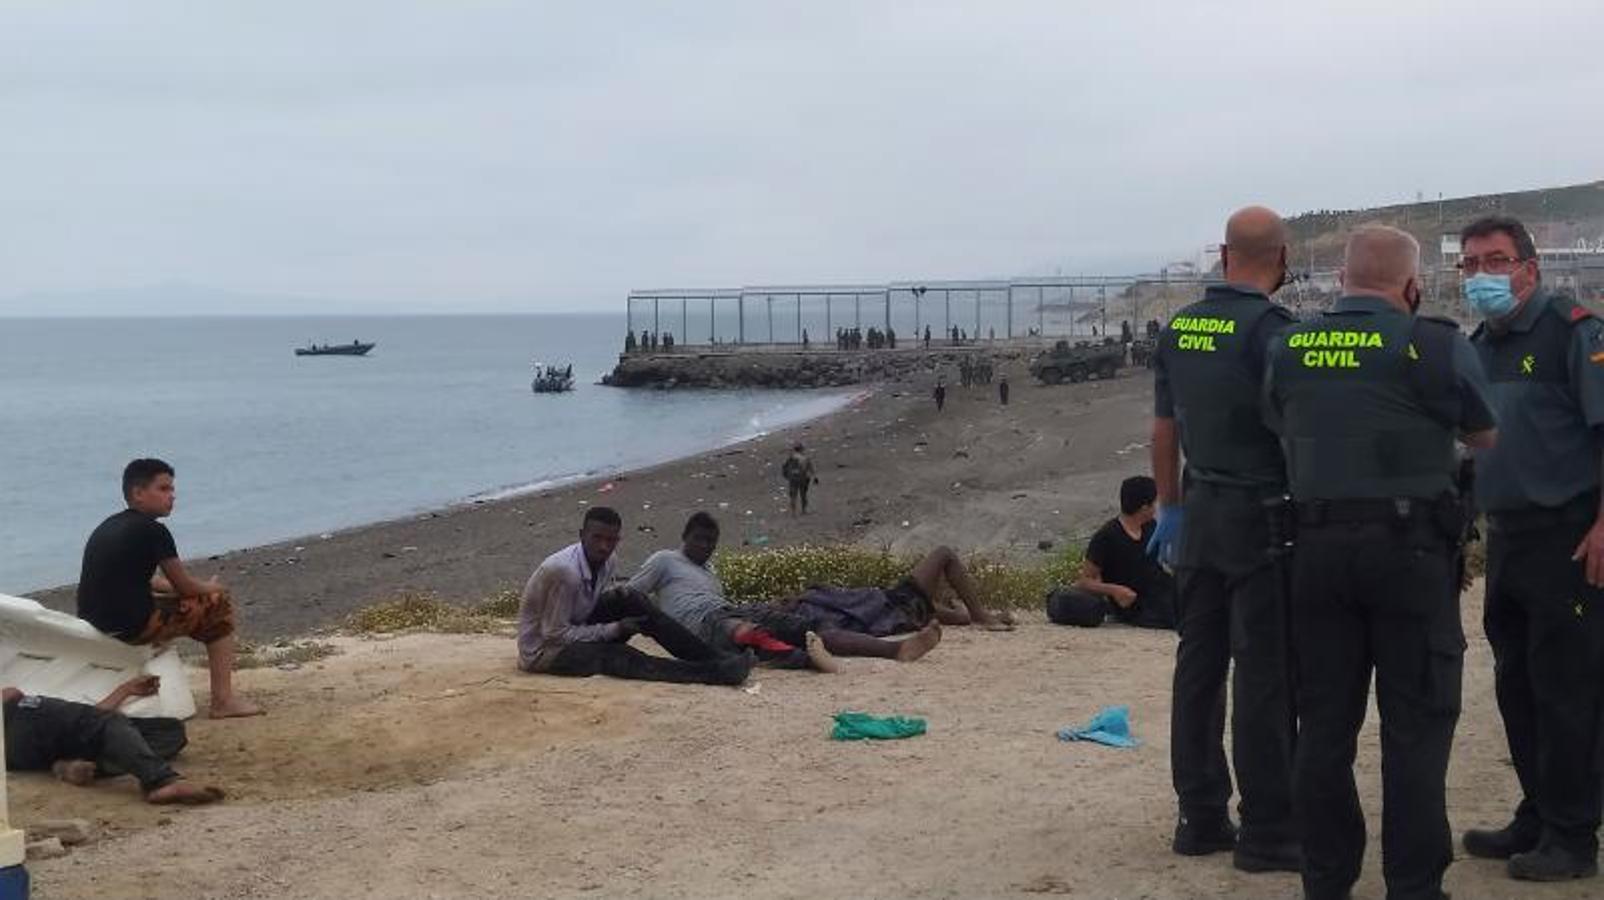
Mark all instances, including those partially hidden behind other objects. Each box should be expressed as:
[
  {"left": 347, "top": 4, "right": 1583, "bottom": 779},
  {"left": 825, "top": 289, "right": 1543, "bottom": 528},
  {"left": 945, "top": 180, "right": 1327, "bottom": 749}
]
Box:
[{"left": 516, "top": 506, "right": 751, "bottom": 686}]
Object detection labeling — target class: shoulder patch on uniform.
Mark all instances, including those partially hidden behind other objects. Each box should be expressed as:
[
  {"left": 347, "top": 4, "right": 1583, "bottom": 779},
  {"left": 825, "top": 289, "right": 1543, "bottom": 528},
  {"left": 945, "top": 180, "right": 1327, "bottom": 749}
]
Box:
[{"left": 1572, "top": 305, "right": 1594, "bottom": 322}]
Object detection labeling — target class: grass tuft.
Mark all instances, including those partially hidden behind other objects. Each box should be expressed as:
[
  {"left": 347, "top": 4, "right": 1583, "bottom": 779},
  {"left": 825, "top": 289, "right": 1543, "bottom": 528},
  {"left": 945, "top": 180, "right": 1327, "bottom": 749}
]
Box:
[{"left": 715, "top": 544, "right": 1083, "bottom": 610}]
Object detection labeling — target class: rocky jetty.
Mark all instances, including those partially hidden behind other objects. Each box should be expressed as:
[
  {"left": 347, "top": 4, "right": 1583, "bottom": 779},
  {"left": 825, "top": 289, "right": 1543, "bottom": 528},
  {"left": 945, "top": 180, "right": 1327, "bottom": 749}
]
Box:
[{"left": 604, "top": 346, "right": 1035, "bottom": 390}]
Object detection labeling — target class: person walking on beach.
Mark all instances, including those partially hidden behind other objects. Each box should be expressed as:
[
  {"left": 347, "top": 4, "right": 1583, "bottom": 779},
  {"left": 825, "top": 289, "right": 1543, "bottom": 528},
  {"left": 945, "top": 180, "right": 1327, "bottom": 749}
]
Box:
[
  {"left": 998, "top": 375, "right": 1010, "bottom": 406},
  {"left": 782, "top": 443, "right": 818, "bottom": 516},
  {"left": 924, "top": 325, "right": 932, "bottom": 349},
  {"left": 1149, "top": 207, "right": 1298, "bottom": 872},
  {"left": 75, "top": 459, "right": 262, "bottom": 720},
  {"left": 933, "top": 380, "right": 946, "bottom": 412},
  {"left": 517, "top": 506, "right": 751, "bottom": 686},
  {"left": 1457, "top": 215, "right": 1604, "bottom": 883},
  {"left": 1265, "top": 225, "right": 1496, "bottom": 900},
  {"left": 3, "top": 675, "right": 223, "bottom": 805}
]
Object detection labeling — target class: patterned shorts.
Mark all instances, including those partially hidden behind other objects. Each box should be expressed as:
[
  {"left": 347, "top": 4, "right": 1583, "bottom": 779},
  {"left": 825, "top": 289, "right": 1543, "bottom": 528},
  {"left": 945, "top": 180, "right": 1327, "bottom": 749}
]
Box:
[{"left": 134, "top": 590, "right": 237, "bottom": 645}]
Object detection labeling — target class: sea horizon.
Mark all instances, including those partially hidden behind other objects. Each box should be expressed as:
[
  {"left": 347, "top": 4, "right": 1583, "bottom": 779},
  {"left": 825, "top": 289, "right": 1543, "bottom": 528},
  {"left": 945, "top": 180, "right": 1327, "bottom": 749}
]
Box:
[{"left": 0, "top": 313, "right": 852, "bottom": 593}]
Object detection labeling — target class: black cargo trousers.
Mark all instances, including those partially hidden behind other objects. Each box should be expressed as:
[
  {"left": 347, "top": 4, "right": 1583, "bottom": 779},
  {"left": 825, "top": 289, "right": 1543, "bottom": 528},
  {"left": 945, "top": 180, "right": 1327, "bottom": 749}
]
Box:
[
  {"left": 1483, "top": 505, "right": 1604, "bottom": 860},
  {"left": 1170, "top": 481, "right": 1297, "bottom": 846},
  {"left": 1291, "top": 511, "right": 1463, "bottom": 900}
]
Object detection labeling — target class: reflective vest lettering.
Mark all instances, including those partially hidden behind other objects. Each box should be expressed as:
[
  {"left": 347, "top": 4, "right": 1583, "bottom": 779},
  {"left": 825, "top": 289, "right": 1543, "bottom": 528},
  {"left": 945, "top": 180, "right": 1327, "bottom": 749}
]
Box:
[
  {"left": 1169, "top": 316, "right": 1236, "bottom": 334},
  {"left": 1176, "top": 333, "right": 1216, "bottom": 352},
  {"left": 1301, "top": 349, "right": 1362, "bottom": 368}
]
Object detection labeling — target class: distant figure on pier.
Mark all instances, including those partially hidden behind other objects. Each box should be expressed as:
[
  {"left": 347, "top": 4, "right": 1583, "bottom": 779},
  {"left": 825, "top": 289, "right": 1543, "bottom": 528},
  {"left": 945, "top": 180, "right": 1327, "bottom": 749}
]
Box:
[
  {"left": 624, "top": 331, "right": 637, "bottom": 353},
  {"left": 1121, "top": 320, "right": 1134, "bottom": 344},
  {"left": 924, "top": 325, "right": 932, "bottom": 349},
  {"left": 1146, "top": 319, "right": 1161, "bottom": 339},
  {"left": 640, "top": 329, "right": 650, "bottom": 351},
  {"left": 887, "top": 327, "right": 897, "bottom": 349},
  {"left": 649, "top": 332, "right": 658, "bottom": 352},
  {"left": 989, "top": 327, "right": 995, "bottom": 342},
  {"left": 663, "top": 332, "right": 674, "bottom": 352},
  {"left": 933, "top": 380, "right": 946, "bottom": 412},
  {"left": 802, "top": 329, "right": 809, "bottom": 349},
  {"left": 950, "top": 325, "right": 959, "bottom": 345},
  {"left": 999, "top": 375, "right": 1010, "bottom": 406}
]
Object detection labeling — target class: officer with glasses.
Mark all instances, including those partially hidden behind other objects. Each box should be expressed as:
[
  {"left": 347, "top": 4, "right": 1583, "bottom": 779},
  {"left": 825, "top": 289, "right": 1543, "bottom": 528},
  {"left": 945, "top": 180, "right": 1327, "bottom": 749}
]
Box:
[{"left": 1458, "top": 215, "right": 1604, "bottom": 882}]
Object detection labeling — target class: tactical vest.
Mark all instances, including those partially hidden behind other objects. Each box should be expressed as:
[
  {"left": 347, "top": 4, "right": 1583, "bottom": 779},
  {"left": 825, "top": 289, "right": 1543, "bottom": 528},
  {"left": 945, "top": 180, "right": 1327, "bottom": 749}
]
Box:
[
  {"left": 1472, "top": 290, "right": 1601, "bottom": 511},
  {"left": 1160, "top": 293, "right": 1286, "bottom": 486},
  {"left": 1271, "top": 309, "right": 1458, "bottom": 501}
]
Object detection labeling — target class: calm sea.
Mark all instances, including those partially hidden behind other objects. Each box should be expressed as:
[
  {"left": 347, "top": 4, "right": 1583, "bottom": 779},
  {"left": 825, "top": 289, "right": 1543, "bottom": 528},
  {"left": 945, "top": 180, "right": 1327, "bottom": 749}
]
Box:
[{"left": 0, "top": 315, "right": 851, "bottom": 592}]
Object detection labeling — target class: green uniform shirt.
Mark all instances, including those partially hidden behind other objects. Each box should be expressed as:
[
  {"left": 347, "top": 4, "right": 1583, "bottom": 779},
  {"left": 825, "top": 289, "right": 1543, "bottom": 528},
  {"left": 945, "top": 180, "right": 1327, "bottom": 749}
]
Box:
[{"left": 1471, "top": 287, "right": 1604, "bottom": 512}]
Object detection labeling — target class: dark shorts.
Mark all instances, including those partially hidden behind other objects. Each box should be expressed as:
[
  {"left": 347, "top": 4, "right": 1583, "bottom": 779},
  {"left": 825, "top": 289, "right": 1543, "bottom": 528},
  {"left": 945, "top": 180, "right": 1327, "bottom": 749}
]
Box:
[{"left": 883, "top": 577, "right": 934, "bottom": 627}]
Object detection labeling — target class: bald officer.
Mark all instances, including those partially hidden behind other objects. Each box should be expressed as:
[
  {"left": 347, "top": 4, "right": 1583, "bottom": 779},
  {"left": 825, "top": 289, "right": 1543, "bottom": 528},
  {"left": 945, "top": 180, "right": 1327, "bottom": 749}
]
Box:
[
  {"left": 1265, "top": 225, "right": 1496, "bottom": 900},
  {"left": 1458, "top": 215, "right": 1604, "bottom": 883},
  {"left": 1150, "top": 206, "right": 1299, "bottom": 872}
]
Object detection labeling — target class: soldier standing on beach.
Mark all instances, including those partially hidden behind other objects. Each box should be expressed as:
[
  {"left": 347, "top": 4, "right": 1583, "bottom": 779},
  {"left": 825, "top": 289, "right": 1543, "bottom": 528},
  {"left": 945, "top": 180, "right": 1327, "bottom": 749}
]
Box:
[
  {"left": 1458, "top": 215, "right": 1604, "bottom": 883},
  {"left": 933, "top": 380, "right": 946, "bottom": 412},
  {"left": 1148, "top": 206, "right": 1299, "bottom": 873},
  {"left": 1265, "top": 225, "right": 1496, "bottom": 900}
]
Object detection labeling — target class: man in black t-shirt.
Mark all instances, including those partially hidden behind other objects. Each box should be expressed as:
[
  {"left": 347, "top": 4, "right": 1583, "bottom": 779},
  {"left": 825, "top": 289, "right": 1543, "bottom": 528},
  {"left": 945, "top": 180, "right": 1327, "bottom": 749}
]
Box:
[
  {"left": 76, "top": 458, "right": 262, "bottom": 719},
  {"left": 1049, "top": 476, "right": 1177, "bottom": 630}
]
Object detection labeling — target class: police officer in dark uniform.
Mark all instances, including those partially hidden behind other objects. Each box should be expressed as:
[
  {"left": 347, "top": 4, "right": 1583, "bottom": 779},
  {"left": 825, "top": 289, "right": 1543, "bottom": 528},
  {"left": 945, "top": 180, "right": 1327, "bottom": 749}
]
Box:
[
  {"left": 1149, "top": 205, "right": 1300, "bottom": 872},
  {"left": 1264, "top": 225, "right": 1497, "bottom": 900},
  {"left": 1458, "top": 215, "right": 1604, "bottom": 882}
]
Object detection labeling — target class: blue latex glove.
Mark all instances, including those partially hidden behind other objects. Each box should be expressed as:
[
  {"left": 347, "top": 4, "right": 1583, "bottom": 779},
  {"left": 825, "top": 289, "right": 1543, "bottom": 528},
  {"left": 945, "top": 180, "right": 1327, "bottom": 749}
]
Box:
[
  {"left": 1056, "top": 704, "right": 1140, "bottom": 749},
  {"left": 1147, "top": 505, "right": 1183, "bottom": 568}
]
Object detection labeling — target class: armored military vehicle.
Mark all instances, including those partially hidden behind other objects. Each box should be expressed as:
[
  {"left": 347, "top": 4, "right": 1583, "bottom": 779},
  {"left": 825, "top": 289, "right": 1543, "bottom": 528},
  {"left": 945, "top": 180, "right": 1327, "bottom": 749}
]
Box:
[{"left": 1029, "top": 339, "right": 1124, "bottom": 384}]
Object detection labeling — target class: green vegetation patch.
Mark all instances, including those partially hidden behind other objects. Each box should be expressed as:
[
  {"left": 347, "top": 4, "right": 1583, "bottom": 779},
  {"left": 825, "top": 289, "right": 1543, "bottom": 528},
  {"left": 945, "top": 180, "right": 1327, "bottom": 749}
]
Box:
[{"left": 716, "top": 544, "right": 1083, "bottom": 610}]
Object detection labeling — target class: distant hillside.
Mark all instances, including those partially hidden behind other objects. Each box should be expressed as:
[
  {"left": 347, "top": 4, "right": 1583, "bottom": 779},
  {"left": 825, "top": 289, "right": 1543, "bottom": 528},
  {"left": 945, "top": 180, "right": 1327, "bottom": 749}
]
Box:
[{"left": 1285, "top": 180, "right": 1604, "bottom": 270}]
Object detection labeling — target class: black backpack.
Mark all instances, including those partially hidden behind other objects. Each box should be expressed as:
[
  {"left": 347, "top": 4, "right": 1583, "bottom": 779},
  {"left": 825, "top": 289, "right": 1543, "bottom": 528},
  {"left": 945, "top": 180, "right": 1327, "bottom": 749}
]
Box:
[{"left": 1045, "top": 587, "right": 1108, "bottom": 627}]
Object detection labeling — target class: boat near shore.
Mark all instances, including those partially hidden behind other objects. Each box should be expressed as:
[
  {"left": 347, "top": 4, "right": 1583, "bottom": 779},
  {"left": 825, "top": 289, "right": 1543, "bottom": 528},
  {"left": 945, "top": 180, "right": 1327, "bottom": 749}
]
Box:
[
  {"left": 532, "top": 362, "right": 575, "bottom": 393},
  {"left": 295, "top": 341, "right": 375, "bottom": 357}
]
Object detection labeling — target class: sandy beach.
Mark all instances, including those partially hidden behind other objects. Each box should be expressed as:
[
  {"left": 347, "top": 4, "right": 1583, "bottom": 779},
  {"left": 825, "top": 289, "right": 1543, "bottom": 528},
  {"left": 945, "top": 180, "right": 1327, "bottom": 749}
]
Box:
[{"left": 13, "top": 361, "right": 1586, "bottom": 899}]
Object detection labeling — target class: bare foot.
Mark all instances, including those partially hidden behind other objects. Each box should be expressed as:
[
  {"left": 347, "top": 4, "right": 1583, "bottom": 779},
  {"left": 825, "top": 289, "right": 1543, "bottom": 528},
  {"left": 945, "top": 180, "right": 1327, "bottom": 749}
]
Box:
[
  {"left": 145, "top": 780, "right": 225, "bottom": 805},
  {"left": 51, "top": 759, "right": 96, "bottom": 786},
  {"left": 972, "top": 611, "right": 1015, "bottom": 631},
  {"left": 804, "top": 631, "right": 840, "bottom": 674},
  {"left": 895, "top": 622, "right": 943, "bottom": 662},
  {"left": 208, "top": 696, "right": 264, "bottom": 719}
]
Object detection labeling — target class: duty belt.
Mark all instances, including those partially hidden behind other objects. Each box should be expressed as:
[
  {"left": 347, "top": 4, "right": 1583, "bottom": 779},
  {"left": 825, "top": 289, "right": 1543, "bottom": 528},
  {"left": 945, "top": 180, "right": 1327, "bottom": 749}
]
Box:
[
  {"left": 1487, "top": 491, "right": 1598, "bottom": 534},
  {"left": 1296, "top": 498, "right": 1428, "bottom": 526}
]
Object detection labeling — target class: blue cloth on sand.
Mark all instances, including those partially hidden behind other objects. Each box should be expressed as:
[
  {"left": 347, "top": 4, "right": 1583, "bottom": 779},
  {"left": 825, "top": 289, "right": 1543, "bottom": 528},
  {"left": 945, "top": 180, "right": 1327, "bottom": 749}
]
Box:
[{"left": 1057, "top": 705, "right": 1139, "bottom": 748}]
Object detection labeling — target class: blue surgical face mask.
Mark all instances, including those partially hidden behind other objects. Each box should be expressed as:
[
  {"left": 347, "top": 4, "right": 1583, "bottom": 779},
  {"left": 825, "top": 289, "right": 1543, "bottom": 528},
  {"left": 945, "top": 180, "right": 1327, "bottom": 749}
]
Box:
[{"left": 1463, "top": 273, "right": 1516, "bottom": 319}]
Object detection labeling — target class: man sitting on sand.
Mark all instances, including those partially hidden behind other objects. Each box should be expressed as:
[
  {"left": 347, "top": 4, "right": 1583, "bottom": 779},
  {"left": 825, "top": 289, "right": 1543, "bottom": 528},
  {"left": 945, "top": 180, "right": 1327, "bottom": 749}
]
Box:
[
  {"left": 1049, "top": 476, "right": 1176, "bottom": 630},
  {"left": 2, "top": 675, "right": 223, "bottom": 805},
  {"left": 75, "top": 458, "right": 262, "bottom": 719},
  {"left": 517, "top": 506, "right": 753, "bottom": 686}
]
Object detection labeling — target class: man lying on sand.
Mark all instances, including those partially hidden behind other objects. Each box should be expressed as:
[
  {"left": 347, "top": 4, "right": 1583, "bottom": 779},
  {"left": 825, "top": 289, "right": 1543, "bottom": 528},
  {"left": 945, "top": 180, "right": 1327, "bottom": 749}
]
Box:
[
  {"left": 517, "top": 506, "right": 753, "bottom": 686},
  {"left": 773, "top": 543, "right": 1016, "bottom": 634},
  {"left": 75, "top": 458, "right": 262, "bottom": 719},
  {"left": 630, "top": 513, "right": 1009, "bottom": 671},
  {"left": 2, "top": 675, "right": 223, "bottom": 805}
]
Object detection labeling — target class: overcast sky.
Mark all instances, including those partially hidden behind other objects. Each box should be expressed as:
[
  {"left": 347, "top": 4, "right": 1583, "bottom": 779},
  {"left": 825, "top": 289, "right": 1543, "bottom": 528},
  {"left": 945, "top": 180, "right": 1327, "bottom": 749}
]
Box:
[{"left": 2, "top": 1, "right": 1601, "bottom": 315}]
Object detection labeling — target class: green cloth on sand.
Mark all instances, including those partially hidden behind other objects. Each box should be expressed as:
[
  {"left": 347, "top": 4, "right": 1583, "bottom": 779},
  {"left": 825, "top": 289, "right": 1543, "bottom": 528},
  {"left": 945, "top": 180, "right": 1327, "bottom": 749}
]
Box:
[{"left": 831, "top": 711, "right": 927, "bottom": 741}]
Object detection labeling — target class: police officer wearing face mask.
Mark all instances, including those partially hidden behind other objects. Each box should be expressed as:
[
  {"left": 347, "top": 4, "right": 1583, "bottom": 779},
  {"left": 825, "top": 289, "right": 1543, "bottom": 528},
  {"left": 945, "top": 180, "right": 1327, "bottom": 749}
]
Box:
[
  {"left": 1149, "top": 205, "right": 1300, "bottom": 873},
  {"left": 1458, "top": 215, "right": 1604, "bottom": 883},
  {"left": 1264, "top": 225, "right": 1497, "bottom": 900}
]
